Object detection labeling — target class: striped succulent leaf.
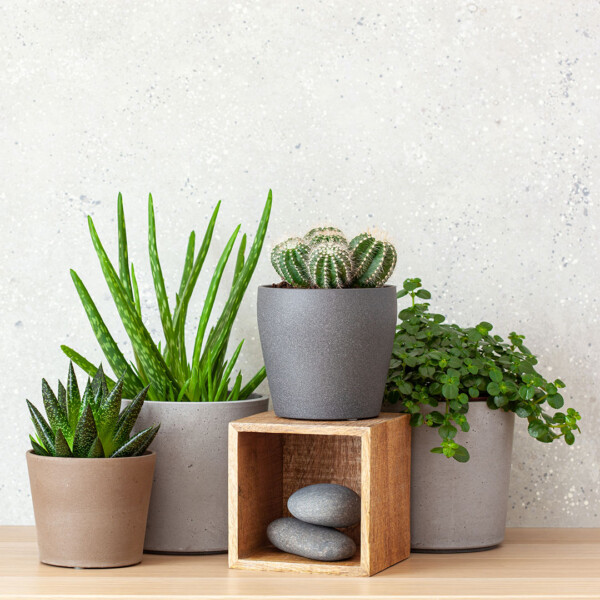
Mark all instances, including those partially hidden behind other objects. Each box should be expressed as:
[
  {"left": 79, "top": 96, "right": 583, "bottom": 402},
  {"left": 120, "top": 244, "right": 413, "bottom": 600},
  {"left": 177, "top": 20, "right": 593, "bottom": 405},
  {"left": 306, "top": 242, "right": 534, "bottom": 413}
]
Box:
[{"left": 27, "top": 363, "right": 159, "bottom": 458}]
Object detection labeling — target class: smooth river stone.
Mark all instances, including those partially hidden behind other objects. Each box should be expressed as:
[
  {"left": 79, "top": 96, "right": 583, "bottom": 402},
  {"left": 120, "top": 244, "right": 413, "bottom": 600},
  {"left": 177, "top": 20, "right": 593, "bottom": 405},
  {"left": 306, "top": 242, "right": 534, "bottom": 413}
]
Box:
[
  {"left": 287, "top": 483, "right": 361, "bottom": 528},
  {"left": 267, "top": 517, "right": 357, "bottom": 561}
]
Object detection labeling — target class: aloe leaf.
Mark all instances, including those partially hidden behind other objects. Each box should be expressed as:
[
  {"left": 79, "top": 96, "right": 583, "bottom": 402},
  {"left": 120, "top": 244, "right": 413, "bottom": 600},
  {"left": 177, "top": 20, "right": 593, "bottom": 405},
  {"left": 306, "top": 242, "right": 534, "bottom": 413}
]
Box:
[
  {"left": 61, "top": 346, "right": 118, "bottom": 391},
  {"left": 117, "top": 193, "right": 134, "bottom": 301},
  {"left": 26, "top": 400, "right": 55, "bottom": 455},
  {"left": 148, "top": 194, "right": 175, "bottom": 360},
  {"left": 233, "top": 234, "right": 247, "bottom": 281},
  {"left": 131, "top": 263, "right": 142, "bottom": 316},
  {"left": 173, "top": 202, "right": 221, "bottom": 346},
  {"left": 57, "top": 381, "right": 67, "bottom": 415},
  {"left": 69, "top": 270, "right": 143, "bottom": 396},
  {"left": 87, "top": 436, "right": 105, "bottom": 458},
  {"left": 96, "top": 377, "right": 123, "bottom": 439},
  {"left": 111, "top": 425, "right": 159, "bottom": 457},
  {"left": 177, "top": 231, "right": 196, "bottom": 303},
  {"left": 202, "top": 191, "right": 272, "bottom": 375},
  {"left": 29, "top": 435, "right": 50, "bottom": 456},
  {"left": 227, "top": 372, "right": 243, "bottom": 402},
  {"left": 41, "top": 379, "right": 69, "bottom": 436},
  {"left": 214, "top": 340, "right": 244, "bottom": 402},
  {"left": 239, "top": 366, "right": 267, "bottom": 400},
  {"left": 176, "top": 378, "right": 191, "bottom": 402},
  {"left": 72, "top": 403, "right": 98, "bottom": 457},
  {"left": 55, "top": 429, "right": 73, "bottom": 457},
  {"left": 87, "top": 216, "right": 179, "bottom": 399},
  {"left": 190, "top": 225, "right": 241, "bottom": 379},
  {"left": 113, "top": 386, "right": 149, "bottom": 449}
]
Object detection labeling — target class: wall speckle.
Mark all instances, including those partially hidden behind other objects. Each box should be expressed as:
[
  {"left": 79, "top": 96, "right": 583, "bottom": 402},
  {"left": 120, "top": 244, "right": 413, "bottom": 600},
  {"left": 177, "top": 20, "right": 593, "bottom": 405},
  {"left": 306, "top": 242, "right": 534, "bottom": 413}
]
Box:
[{"left": 1, "top": 1, "right": 598, "bottom": 526}]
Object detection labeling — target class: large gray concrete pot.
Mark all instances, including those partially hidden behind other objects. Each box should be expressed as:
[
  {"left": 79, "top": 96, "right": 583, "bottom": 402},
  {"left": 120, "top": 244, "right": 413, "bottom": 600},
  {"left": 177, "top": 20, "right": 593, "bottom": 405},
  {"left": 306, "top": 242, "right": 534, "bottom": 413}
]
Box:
[
  {"left": 257, "top": 285, "right": 396, "bottom": 420},
  {"left": 123, "top": 395, "right": 268, "bottom": 554},
  {"left": 410, "top": 401, "right": 515, "bottom": 552}
]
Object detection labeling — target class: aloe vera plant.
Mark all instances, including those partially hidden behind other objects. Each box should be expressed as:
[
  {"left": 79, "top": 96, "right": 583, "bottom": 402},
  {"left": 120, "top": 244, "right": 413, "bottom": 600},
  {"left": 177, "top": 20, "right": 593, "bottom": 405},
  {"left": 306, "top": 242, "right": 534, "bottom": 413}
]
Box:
[
  {"left": 27, "top": 363, "right": 159, "bottom": 458},
  {"left": 62, "top": 190, "right": 272, "bottom": 402}
]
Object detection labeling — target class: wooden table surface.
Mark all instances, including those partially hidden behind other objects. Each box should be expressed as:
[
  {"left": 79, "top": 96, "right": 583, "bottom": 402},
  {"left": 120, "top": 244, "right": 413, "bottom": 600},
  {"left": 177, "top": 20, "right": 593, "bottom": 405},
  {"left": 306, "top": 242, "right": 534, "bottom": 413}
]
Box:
[{"left": 1, "top": 527, "right": 599, "bottom": 599}]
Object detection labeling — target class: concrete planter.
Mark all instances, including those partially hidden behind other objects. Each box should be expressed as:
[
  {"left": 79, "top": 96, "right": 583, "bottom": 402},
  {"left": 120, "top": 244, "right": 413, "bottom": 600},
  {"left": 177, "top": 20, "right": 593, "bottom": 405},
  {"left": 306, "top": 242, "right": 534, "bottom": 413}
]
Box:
[
  {"left": 124, "top": 395, "right": 268, "bottom": 553},
  {"left": 26, "top": 450, "right": 155, "bottom": 568},
  {"left": 257, "top": 285, "right": 397, "bottom": 420},
  {"left": 410, "top": 402, "right": 515, "bottom": 552}
]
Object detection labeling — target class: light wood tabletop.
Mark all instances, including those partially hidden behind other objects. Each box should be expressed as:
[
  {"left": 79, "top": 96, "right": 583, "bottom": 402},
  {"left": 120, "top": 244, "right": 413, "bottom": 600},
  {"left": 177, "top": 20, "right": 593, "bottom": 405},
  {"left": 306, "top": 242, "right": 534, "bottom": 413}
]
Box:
[{"left": 1, "top": 527, "right": 599, "bottom": 599}]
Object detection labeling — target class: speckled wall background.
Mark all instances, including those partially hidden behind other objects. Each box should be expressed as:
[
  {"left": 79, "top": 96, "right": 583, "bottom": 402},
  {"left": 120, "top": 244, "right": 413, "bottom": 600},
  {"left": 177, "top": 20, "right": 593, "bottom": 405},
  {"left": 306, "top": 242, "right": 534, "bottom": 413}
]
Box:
[{"left": 1, "top": 1, "right": 598, "bottom": 526}]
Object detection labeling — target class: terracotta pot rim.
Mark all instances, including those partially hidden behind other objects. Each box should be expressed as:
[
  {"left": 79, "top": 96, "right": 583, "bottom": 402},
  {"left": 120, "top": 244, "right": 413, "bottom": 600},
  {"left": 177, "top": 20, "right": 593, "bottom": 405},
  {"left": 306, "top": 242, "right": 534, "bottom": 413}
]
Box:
[
  {"left": 259, "top": 284, "right": 396, "bottom": 292},
  {"left": 26, "top": 450, "right": 156, "bottom": 462},
  {"left": 126, "top": 394, "right": 269, "bottom": 406}
]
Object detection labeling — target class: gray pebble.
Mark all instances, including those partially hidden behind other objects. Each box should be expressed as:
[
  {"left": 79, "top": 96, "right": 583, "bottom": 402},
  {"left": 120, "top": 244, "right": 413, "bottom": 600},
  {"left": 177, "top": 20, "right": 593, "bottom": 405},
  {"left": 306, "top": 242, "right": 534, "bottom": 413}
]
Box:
[
  {"left": 267, "top": 517, "right": 357, "bottom": 561},
  {"left": 288, "top": 483, "right": 361, "bottom": 528}
]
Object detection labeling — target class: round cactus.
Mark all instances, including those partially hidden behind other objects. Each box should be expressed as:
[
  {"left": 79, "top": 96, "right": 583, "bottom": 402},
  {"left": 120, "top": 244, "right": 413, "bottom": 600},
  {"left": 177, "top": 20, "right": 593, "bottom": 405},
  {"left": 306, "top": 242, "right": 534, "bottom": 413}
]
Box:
[
  {"left": 271, "top": 237, "right": 311, "bottom": 287},
  {"left": 308, "top": 241, "right": 354, "bottom": 289},
  {"left": 305, "top": 226, "right": 347, "bottom": 246},
  {"left": 350, "top": 233, "right": 397, "bottom": 288}
]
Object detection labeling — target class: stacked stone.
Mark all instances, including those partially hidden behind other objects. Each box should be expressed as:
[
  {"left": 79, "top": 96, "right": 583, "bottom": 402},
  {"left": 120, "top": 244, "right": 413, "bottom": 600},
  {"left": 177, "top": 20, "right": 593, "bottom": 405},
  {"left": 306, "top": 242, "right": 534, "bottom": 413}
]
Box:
[{"left": 267, "top": 483, "right": 360, "bottom": 561}]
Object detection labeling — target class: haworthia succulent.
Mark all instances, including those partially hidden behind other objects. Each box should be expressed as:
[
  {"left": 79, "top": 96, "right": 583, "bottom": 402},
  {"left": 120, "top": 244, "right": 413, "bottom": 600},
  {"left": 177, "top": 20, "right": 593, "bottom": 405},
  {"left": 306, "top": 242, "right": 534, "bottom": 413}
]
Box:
[{"left": 27, "top": 363, "right": 159, "bottom": 458}]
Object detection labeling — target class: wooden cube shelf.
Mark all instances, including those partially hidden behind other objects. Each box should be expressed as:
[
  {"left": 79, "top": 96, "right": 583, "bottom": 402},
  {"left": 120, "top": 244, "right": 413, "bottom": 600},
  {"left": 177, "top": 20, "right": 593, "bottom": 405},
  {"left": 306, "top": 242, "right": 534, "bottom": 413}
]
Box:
[{"left": 228, "top": 411, "right": 411, "bottom": 576}]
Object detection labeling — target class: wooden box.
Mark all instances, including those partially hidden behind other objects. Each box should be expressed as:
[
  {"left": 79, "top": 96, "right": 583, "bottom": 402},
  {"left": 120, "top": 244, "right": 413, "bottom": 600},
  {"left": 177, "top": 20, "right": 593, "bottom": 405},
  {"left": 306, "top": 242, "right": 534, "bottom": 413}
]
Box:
[{"left": 228, "top": 411, "right": 411, "bottom": 576}]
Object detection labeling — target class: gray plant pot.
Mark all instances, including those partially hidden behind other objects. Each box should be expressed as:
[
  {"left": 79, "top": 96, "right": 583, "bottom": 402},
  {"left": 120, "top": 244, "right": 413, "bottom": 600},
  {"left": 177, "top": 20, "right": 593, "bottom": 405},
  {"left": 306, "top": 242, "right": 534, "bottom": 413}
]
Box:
[
  {"left": 257, "top": 285, "right": 397, "bottom": 420},
  {"left": 123, "top": 395, "right": 268, "bottom": 554},
  {"left": 409, "top": 401, "right": 515, "bottom": 552}
]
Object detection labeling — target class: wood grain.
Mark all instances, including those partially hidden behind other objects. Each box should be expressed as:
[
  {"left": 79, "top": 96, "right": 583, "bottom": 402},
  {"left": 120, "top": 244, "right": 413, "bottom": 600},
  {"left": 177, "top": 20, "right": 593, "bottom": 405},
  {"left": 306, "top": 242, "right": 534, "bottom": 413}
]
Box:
[
  {"left": 1, "top": 527, "right": 600, "bottom": 599},
  {"left": 228, "top": 412, "right": 411, "bottom": 576}
]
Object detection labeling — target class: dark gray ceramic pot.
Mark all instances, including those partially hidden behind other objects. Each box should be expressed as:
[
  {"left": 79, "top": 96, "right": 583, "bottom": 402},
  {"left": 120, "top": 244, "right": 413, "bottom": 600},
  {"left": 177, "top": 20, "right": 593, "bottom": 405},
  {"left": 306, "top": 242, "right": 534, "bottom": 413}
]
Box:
[{"left": 257, "top": 285, "right": 397, "bottom": 420}]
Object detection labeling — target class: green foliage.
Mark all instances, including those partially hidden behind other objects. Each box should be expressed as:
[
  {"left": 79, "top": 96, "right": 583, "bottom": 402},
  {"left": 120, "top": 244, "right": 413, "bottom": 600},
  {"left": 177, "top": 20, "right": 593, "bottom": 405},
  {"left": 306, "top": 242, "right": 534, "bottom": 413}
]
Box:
[
  {"left": 27, "top": 363, "right": 159, "bottom": 458},
  {"left": 271, "top": 227, "right": 397, "bottom": 289},
  {"left": 386, "top": 278, "right": 581, "bottom": 462},
  {"left": 63, "top": 191, "right": 272, "bottom": 402}
]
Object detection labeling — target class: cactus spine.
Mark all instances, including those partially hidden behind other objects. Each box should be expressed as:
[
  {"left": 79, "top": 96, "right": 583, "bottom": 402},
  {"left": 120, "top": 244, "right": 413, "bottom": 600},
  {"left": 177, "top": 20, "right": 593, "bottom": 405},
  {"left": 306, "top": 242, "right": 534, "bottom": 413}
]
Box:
[
  {"left": 350, "top": 232, "right": 397, "bottom": 288},
  {"left": 308, "top": 242, "right": 354, "bottom": 289},
  {"left": 271, "top": 237, "right": 311, "bottom": 287}
]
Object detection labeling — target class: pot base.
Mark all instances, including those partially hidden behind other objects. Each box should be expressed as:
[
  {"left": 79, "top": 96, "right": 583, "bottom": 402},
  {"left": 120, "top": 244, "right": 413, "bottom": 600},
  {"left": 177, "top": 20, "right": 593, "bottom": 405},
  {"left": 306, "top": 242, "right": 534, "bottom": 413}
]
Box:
[
  {"left": 274, "top": 412, "right": 381, "bottom": 421},
  {"left": 41, "top": 559, "right": 142, "bottom": 569},
  {"left": 411, "top": 543, "right": 500, "bottom": 554},
  {"left": 144, "top": 549, "right": 227, "bottom": 556}
]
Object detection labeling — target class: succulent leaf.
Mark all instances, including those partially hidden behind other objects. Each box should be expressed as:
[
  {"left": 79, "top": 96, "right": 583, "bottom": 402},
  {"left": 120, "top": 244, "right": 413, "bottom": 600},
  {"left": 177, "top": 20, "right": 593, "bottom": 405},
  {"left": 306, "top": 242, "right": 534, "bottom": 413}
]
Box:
[
  {"left": 29, "top": 434, "right": 50, "bottom": 456},
  {"left": 112, "top": 386, "right": 149, "bottom": 450},
  {"left": 55, "top": 429, "right": 73, "bottom": 457},
  {"left": 72, "top": 403, "right": 98, "bottom": 458},
  {"left": 96, "top": 376, "right": 124, "bottom": 439},
  {"left": 66, "top": 362, "right": 81, "bottom": 432},
  {"left": 57, "top": 381, "right": 67, "bottom": 415},
  {"left": 87, "top": 436, "right": 105, "bottom": 458},
  {"left": 41, "top": 379, "right": 69, "bottom": 437},
  {"left": 111, "top": 425, "right": 160, "bottom": 458},
  {"left": 308, "top": 241, "right": 354, "bottom": 288},
  {"left": 26, "top": 400, "right": 55, "bottom": 455}
]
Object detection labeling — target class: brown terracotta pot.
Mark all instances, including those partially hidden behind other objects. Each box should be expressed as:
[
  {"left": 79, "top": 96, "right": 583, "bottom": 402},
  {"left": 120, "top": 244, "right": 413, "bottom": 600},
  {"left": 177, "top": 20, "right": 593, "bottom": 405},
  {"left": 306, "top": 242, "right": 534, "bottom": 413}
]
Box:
[{"left": 26, "top": 450, "right": 156, "bottom": 568}]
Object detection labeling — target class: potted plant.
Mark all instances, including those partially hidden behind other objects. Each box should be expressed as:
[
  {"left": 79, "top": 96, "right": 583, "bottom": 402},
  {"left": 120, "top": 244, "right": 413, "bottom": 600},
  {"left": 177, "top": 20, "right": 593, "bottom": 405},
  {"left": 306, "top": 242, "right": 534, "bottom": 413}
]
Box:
[
  {"left": 385, "top": 278, "right": 582, "bottom": 552},
  {"left": 258, "top": 227, "right": 398, "bottom": 420},
  {"left": 60, "top": 191, "right": 272, "bottom": 553},
  {"left": 26, "top": 363, "right": 159, "bottom": 568}
]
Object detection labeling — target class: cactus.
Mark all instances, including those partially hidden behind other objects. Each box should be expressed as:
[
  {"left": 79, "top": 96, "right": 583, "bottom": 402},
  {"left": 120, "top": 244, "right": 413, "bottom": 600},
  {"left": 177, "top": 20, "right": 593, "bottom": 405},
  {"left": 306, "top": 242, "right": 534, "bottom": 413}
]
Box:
[
  {"left": 308, "top": 242, "right": 354, "bottom": 289},
  {"left": 350, "top": 232, "right": 397, "bottom": 288},
  {"left": 305, "top": 226, "right": 348, "bottom": 246},
  {"left": 271, "top": 237, "right": 311, "bottom": 287}
]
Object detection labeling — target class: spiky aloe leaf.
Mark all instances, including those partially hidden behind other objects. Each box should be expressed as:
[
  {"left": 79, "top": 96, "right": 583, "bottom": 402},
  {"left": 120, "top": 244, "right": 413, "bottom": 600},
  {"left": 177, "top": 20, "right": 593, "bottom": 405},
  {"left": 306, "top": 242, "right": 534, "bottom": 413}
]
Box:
[
  {"left": 200, "top": 191, "right": 272, "bottom": 388},
  {"left": 308, "top": 241, "right": 353, "bottom": 288},
  {"left": 29, "top": 435, "right": 50, "bottom": 456},
  {"left": 95, "top": 377, "right": 123, "bottom": 439},
  {"left": 111, "top": 425, "right": 160, "bottom": 458},
  {"left": 55, "top": 429, "right": 73, "bottom": 457},
  {"left": 26, "top": 400, "right": 55, "bottom": 455},
  {"left": 72, "top": 403, "right": 98, "bottom": 457},
  {"left": 69, "top": 270, "right": 143, "bottom": 397},
  {"left": 87, "top": 216, "right": 179, "bottom": 400},
  {"left": 239, "top": 366, "right": 267, "bottom": 400},
  {"left": 41, "top": 379, "right": 69, "bottom": 437},
  {"left": 177, "top": 231, "right": 196, "bottom": 302},
  {"left": 148, "top": 194, "right": 176, "bottom": 363},
  {"left": 60, "top": 346, "right": 117, "bottom": 391},
  {"left": 112, "top": 386, "right": 149, "bottom": 450},
  {"left": 117, "top": 192, "right": 134, "bottom": 302},
  {"left": 57, "top": 381, "right": 67, "bottom": 415},
  {"left": 91, "top": 364, "right": 109, "bottom": 398},
  {"left": 87, "top": 437, "right": 105, "bottom": 458},
  {"left": 66, "top": 362, "right": 81, "bottom": 432},
  {"left": 233, "top": 234, "right": 247, "bottom": 281}
]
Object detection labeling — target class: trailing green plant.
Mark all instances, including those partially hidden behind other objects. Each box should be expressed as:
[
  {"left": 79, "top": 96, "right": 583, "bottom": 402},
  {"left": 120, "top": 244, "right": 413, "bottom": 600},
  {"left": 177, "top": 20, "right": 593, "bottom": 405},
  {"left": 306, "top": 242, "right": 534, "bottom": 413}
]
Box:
[
  {"left": 271, "top": 227, "right": 397, "bottom": 289},
  {"left": 385, "top": 278, "right": 581, "bottom": 462},
  {"left": 62, "top": 190, "right": 272, "bottom": 402},
  {"left": 27, "top": 362, "right": 159, "bottom": 458}
]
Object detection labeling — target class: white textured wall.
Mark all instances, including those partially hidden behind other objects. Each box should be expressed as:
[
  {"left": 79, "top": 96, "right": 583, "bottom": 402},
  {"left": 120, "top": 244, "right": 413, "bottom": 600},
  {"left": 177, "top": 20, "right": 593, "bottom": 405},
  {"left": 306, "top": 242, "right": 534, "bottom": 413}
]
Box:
[{"left": 1, "top": 1, "right": 598, "bottom": 526}]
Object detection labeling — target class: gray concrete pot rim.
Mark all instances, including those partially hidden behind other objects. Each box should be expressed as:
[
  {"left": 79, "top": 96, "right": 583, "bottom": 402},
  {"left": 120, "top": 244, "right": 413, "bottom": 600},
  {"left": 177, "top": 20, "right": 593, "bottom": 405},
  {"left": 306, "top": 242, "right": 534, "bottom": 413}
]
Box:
[
  {"left": 123, "top": 394, "right": 268, "bottom": 406},
  {"left": 25, "top": 449, "right": 156, "bottom": 463},
  {"left": 260, "top": 284, "right": 395, "bottom": 292}
]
